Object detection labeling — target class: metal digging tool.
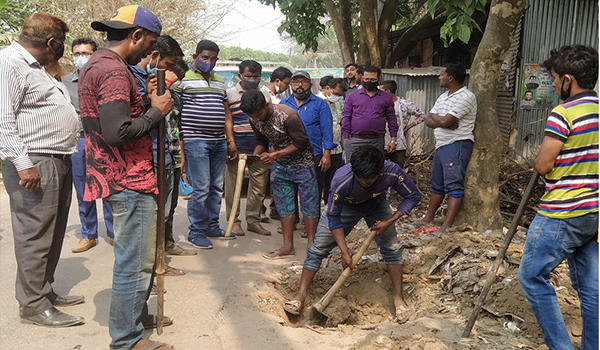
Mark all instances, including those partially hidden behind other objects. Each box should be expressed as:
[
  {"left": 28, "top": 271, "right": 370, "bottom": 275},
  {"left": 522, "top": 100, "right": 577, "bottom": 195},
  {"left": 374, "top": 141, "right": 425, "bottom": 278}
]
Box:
[
  {"left": 155, "top": 69, "right": 167, "bottom": 334},
  {"left": 225, "top": 153, "right": 247, "bottom": 238},
  {"left": 313, "top": 228, "right": 378, "bottom": 315},
  {"left": 462, "top": 171, "right": 540, "bottom": 337}
]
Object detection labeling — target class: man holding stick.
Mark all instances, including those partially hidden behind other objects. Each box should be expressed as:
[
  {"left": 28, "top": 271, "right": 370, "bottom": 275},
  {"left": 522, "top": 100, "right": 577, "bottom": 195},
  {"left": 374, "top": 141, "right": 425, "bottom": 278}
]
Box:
[
  {"left": 80, "top": 5, "right": 174, "bottom": 350},
  {"left": 283, "top": 146, "right": 421, "bottom": 323},
  {"left": 518, "top": 45, "right": 598, "bottom": 350}
]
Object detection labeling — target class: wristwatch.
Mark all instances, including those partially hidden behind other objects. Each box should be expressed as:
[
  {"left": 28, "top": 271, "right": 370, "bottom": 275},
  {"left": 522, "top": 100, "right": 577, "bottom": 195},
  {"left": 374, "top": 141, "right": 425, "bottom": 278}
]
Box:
[{"left": 389, "top": 140, "right": 398, "bottom": 145}]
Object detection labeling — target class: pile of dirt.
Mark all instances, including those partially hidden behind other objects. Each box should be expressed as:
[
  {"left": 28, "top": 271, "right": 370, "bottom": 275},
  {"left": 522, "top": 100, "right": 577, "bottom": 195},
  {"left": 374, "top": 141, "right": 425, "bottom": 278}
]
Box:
[{"left": 260, "top": 224, "right": 582, "bottom": 349}]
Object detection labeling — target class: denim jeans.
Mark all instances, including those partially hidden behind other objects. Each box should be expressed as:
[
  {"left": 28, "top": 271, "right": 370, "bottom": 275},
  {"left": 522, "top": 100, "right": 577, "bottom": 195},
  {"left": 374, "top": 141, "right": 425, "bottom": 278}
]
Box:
[
  {"left": 104, "top": 189, "right": 157, "bottom": 350},
  {"left": 72, "top": 138, "right": 114, "bottom": 239},
  {"left": 518, "top": 212, "right": 599, "bottom": 350},
  {"left": 304, "top": 200, "right": 403, "bottom": 271},
  {"left": 184, "top": 139, "right": 227, "bottom": 236}
]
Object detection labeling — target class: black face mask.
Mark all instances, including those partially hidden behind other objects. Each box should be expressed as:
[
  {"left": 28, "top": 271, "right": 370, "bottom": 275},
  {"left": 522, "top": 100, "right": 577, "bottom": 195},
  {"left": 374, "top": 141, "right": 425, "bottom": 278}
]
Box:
[
  {"left": 293, "top": 89, "right": 311, "bottom": 100},
  {"left": 559, "top": 76, "right": 572, "bottom": 101},
  {"left": 362, "top": 81, "right": 378, "bottom": 92},
  {"left": 49, "top": 40, "right": 64, "bottom": 60}
]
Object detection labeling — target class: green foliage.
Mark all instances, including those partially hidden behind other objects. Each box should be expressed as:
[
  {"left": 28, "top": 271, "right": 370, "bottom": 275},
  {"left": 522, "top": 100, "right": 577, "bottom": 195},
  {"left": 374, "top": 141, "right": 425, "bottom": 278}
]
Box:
[
  {"left": 220, "top": 45, "right": 289, "bottom": 62},
  {"left": 259, "top": 0, "right": 327, "bottom": 53},
  {"left": 425, "top": 0, "right": 485, "bottom": 47},
  {"left": 0, "top": 0, "right": 37, "bottom": 34}
]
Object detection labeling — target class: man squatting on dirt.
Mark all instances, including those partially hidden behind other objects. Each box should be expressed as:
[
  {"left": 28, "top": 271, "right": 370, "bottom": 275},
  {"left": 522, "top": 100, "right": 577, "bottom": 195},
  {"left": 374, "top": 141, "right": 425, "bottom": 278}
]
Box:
[
  {"left": 284, "top": 145, "right": 421, "bottom": 323},
  {"left": 518, "top": 45, "right": 598, "bottom": 350}
]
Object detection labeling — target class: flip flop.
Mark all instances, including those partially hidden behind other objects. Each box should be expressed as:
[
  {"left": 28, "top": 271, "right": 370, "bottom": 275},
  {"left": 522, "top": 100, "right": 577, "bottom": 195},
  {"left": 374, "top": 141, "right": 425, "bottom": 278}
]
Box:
[
  {"left": 416, "top": 226, "right": 438, "bottom": 233},
  {"left": 131, "top": 340, "right": 174, "bottom": 350},
  {"left": 166, "top": 244, "right": 197, "bottom": 256},
  {"left": 262, "top": 251, "right": 293, "bottom": 260},
  {"left": 164, "top": 265, "right": 185, "bottom": 276},
  {"left": 392, "top": 305, "right": 413, "bottom": 324},
  {"left": 142, "top": 315, "right": 174, "bottom": 329},
  {"left": 283, "top": 299, "right": 303, "bottom": 315}
]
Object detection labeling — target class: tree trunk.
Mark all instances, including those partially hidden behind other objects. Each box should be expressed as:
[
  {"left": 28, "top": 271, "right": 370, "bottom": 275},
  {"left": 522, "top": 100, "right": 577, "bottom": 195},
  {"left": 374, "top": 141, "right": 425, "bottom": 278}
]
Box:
[
  {"left": 377, "top": 0, "right": 399, "bottom": 67},
  {"left": 358, "top": 0, "right": 378, "bottom": 65},
  {"left": 456, "top": 0, "right": 527, "bottom": 231},
  {"left": 385, "top": 5, "right": 444, "bottom": 68},
  {"left": 324, "top": 0, "right": 355, "bottom": 64}
]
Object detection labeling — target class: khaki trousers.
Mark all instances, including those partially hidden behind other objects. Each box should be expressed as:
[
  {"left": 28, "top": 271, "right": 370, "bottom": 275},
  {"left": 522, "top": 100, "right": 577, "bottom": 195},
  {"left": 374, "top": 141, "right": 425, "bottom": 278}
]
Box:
[{"left": 224, "top": 150, "right": 269, "bottom": 225}]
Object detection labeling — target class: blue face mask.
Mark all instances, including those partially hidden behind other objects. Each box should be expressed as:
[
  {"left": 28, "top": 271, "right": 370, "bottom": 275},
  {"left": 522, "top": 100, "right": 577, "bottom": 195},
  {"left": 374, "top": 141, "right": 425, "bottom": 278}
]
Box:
[
  {"left": 195, "top": 57, "right": 215, "bottom": 73},
  {"left": 146, "top": 55, "right": 160, "bottom": 75},
  {"left": 73, "top": 56, "right": 89, "bottom": 70}
]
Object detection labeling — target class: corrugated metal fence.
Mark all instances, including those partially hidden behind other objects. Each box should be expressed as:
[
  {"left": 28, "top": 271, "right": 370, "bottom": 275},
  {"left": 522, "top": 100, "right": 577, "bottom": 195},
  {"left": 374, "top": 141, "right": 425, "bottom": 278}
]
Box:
[{"left": 513, "top": 0, "right": 599, "bottom": 162}]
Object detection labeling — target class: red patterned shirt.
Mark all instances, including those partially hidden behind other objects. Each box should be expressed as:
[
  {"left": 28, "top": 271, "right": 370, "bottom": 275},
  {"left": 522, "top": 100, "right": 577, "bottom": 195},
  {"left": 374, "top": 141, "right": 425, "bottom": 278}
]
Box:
[{"left": 79, "top": 49, "right": 164, "bottom": 200}]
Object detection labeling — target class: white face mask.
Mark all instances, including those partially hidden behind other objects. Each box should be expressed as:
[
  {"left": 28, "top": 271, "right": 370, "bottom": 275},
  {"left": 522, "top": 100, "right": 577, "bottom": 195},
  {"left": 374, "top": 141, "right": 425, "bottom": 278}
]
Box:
[{"left": 328, "top": 94, "right": 342, "bottom": 103}]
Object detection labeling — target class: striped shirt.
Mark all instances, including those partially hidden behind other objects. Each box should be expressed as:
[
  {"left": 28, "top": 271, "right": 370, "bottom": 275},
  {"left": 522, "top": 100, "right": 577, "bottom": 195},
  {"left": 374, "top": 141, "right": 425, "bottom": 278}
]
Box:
[
  {"left": 0, "top": 41, "right": 78, "bottom": 171},
  {"left": 538, "top": 91, "right": 599, "bottom": 218},
  {"left": 385, "top": 97, "right": 427, "bottom": 150},
  {"left": 227, "top": 83, "right": 271, "bottom": 151},
  {"left": 175, "top": 68, "right": 227, "bottom": 141},
  {"left": 429, "top": 86, "right": 477, "bottom": 149}
]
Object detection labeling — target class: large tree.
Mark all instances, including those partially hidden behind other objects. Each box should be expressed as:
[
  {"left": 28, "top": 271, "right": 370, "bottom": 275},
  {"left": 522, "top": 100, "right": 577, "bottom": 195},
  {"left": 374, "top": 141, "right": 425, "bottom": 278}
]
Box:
[{"left": 259, "top": 0, "right": 420, "bottom": 66}]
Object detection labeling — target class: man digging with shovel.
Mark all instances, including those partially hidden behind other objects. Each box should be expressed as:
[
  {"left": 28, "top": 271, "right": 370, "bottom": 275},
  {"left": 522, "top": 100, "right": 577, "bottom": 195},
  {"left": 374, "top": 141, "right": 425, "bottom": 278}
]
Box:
[{"left": 284, "top": 146, "right": 421, "bottom": 323}]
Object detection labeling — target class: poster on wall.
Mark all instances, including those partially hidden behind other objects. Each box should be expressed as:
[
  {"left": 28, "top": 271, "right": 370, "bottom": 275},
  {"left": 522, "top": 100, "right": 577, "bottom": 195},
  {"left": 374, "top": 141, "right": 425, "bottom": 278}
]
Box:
[{"left": 521, "top": 64, "right": 555, "bottom": 110}]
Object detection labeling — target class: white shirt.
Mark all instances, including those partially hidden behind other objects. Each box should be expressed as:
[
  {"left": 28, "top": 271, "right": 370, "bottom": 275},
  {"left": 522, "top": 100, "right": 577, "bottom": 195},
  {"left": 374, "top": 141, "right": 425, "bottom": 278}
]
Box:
[
  {"left": 0, "top": 41, "right": 78, "bottom": 171},
  {"left": 261, "top": 85, "right": 283, "bottom": 104},
  {"left": 429, "top": 86, "right": 477, "bottom": 149}
]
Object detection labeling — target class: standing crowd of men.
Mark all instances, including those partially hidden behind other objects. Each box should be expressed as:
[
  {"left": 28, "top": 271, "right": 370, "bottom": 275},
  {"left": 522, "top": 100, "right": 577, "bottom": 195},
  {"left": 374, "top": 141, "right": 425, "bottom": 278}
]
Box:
[{"left": 0, "top": 5, "right": 597, "bottom": 350}]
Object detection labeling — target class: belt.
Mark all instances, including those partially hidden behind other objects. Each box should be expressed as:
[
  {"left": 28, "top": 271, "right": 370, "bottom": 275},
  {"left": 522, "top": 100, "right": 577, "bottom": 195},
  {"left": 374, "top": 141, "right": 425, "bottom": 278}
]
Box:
[
  {"left": 351, "top": 134, "right": 383, "bottom": 139},
  {"left": 29, "top": 153, "right": 71, "bottom": 160}
]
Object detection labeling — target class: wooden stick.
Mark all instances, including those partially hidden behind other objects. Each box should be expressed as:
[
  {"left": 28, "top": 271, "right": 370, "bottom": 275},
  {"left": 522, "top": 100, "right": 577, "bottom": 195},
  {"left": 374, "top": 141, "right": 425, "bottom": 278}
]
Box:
[
  {"left": 225, "top": 153, "right": 247, "bottom": 237},
  {"left": 462, "top": 171, "right": 540, "bottom": 337},
  {"left": 313, "top": 228, "right": 378, "bottom": 314},
  {"left": 155, "top": 69, "right": 166, "bottom": 334}
]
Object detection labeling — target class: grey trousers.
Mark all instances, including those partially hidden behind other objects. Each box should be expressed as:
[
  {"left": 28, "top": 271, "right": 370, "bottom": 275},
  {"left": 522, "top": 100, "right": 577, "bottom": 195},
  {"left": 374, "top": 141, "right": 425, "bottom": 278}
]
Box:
[
  {"left": 2, "top": 155, "right": 72, "bottom": 316},
  {"left": 344, "top": 137, "right": 385, "bottom": 164}
]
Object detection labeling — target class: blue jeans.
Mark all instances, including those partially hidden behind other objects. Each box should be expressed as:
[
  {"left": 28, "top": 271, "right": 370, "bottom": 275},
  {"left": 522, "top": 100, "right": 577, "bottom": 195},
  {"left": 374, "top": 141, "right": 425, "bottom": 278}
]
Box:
[
  {"left": 104, "top": 189, "right": 157, "bottom": 350},
  {"left": 304, "top": 200, "right": 403, "bottom": 271},
  {"left": 184, "top": 139, "right": 227, "bottom": 236},
  {"left": 72, "top": 138, "right": 114, "bottom": 239},
  {"left": 518, "top": 212, "right": 599, "bottom": 350}
]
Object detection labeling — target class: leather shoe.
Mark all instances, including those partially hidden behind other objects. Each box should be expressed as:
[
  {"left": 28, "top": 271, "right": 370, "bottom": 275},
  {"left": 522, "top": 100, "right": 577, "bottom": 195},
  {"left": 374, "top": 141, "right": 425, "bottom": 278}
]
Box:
[
  {"left": 232, "top": 223, "right": 245, "bottom": 236},
  {"left": 51, "top": 294, "right": 85, "bottom": 307},
  {"left": 72, "top": 238, "right": 97, "bottom": 253},
  {"left": 247, "top": 222, "right": 271, "bottom": 236},
  {"left": 21, "top": 307, "right": 84, "bottom": 327}
]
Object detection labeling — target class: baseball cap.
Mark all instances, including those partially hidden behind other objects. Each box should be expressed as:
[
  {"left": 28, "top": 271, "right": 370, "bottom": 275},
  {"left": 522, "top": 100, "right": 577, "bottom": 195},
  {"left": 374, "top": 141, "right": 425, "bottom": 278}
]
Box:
[
  {"left": 91, "top": 5, "right": 162, "bottom": 36},
  {"left": 291, "top": 71, "right": 311, "bottom": 80}
]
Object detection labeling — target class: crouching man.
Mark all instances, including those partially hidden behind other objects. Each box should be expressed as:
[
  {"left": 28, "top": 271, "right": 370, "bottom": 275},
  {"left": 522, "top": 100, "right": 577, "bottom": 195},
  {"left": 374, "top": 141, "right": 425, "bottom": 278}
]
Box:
[{"left": 284, "top": 145, "right": 421, "bottom": 323}]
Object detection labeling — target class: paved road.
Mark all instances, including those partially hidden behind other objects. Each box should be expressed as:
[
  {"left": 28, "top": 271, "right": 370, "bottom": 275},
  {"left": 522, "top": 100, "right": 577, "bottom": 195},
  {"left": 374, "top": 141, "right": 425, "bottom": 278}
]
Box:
[{"left": 0, "top": 187, "right": 360, "bottom": 350}]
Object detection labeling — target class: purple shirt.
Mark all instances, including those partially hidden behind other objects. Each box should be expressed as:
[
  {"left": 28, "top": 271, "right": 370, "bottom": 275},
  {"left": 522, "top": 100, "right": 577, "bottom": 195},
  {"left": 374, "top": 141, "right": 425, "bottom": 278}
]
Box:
[
  {"left": 341, "top": 89, "right": 399, "bottom": 139},
  {"left": 325, "top": 161, "right": 421, "bottom": 230}
]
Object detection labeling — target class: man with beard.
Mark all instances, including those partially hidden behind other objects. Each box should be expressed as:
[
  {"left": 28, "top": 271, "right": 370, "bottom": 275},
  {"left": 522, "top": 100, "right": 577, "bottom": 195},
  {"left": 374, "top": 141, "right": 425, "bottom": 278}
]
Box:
[
  {"left": 342, "top": 65, "right": 398, "bottom": 163},
  {"left": 80, "top": 5, "right": 174, "bottom": 350},
  {"left": 281, "top": 71, "right": 335, "bottom": 212},
  {"left": 344, "top": 63, "right": 362, "bottom": 96},
  {"left": 0, "top": 12, "right": 83, "bottom": 328}
]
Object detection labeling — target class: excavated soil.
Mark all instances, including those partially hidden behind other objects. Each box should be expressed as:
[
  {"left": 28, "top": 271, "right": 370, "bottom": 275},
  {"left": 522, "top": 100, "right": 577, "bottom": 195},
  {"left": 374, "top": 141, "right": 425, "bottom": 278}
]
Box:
[{"left": 257, "top": 156, "right": 583, "bottom": 349}]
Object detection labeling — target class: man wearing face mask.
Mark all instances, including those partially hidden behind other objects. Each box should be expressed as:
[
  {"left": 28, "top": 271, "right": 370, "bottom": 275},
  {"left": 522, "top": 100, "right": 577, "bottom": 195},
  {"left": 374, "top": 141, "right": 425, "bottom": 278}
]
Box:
[
  {"left": 63, "top": 38, "right": 116, "bottom": 253},
  {"left": 281, "top": 71, "right": 336, "bottom": 211},
  {"left": 262, "top": 66, "right": 292, "bottom": 104},
  {"left": 0, "top": 12, "right": 82, "bottom": 328},
  {"left": 317, "top": 77, "right": 347, "bottom": 205},
  {"left": 342, "top": 65, "right": 398, "bottom": 163},
  {"left": 175, "top": 39, "right": 238, "bottom": 249},
  {"left": 81, "top": 5, "right": 175, "bottom": 349},
  {"left": 225, "top": 60, "right": 272, "bottom": 236}
]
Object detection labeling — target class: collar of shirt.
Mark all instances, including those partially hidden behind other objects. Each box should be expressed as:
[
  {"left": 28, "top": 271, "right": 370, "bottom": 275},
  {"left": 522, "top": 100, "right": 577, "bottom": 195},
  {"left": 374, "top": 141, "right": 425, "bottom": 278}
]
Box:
[
  {"left": 235, "top": 81, "right": 245, "bottom": 93},
  {"left": 282, "top": 92, "right": 316, "bottom": 108},
  {"left": 358, "top": 88, "right": 382, "bottom": 98},
  {"left": 11, "top": 41, "right": 40, "bottom": 67}
]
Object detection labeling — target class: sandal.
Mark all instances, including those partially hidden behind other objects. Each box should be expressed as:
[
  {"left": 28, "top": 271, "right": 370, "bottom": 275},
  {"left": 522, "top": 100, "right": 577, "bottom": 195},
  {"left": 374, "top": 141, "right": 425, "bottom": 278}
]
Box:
[
  {"left": 283, "top": 299, "right": 303, "bottom": 315},
  {"left": 150, "top": 284, "right": 167, "bottom": 295},
  {"left": 392, "top": 305, "right": 413, "bottom": 324},
  {"left": 164, "top": 265, "right": 185, "bottom": 276},
  {"left": 166, "top": 244, "right": 197, "bottom": 256},
  {"left": 262, "top": 250, "right": 294, "bottom": 260},
  {"left": 131, "top": 340, "right": 174, "bottom": 350},
  {"left": 142, "top": 314, "right": 174, "bottom": 329}
]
